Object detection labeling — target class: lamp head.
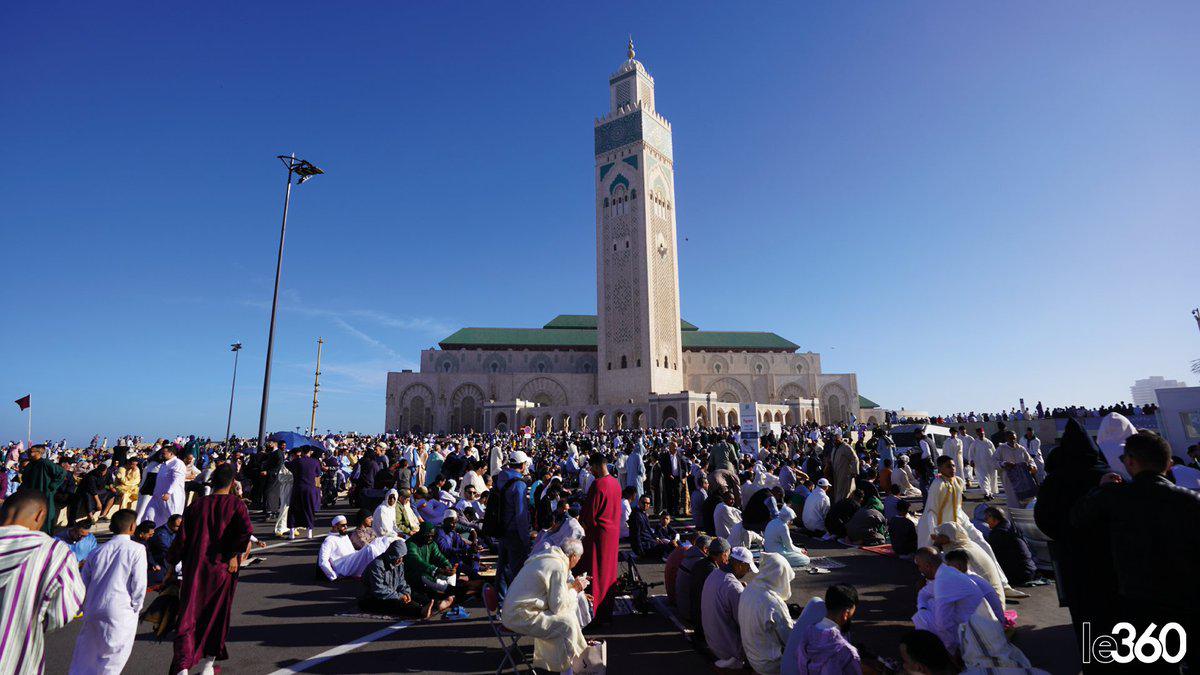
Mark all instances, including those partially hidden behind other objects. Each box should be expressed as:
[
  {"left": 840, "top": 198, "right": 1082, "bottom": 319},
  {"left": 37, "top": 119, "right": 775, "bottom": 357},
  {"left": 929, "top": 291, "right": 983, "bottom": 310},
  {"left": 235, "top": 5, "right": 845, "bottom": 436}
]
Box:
[{"left": 231, "top": 342, "right": 243, "bottom": 352}]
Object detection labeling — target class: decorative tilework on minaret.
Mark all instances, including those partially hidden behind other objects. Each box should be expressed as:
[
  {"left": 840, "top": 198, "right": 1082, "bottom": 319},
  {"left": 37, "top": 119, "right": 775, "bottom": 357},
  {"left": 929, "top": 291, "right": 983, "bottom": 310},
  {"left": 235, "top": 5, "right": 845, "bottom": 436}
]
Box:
[{"left": 595, "top": 41, "right": 684, "bottom": 404}]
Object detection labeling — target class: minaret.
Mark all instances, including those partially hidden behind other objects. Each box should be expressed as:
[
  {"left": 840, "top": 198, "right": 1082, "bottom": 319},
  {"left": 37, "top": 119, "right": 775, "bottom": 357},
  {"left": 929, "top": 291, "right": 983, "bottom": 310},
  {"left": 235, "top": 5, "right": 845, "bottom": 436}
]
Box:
[{"left": 595, "top": 40, "right": 684, "bottom": 405}]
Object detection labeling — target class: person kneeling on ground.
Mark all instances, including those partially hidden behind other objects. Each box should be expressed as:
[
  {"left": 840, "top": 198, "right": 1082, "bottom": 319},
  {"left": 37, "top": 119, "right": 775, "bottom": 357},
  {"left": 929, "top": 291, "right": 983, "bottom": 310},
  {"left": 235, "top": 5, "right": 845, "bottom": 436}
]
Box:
[
  {"left": 888, "top": 499, "right": 919, "bottom": 557},
  {"left": 790, "top": 583, "right": 861, "bottom": 675},
  {"left": 738, "top": 552, "right": 796, "bottom": 675},
  {"left": 701, "top": 545, "right": 757, "bottom": 670},
  {"left": 359, "top": 540, "right": 439, "bottom": 618},
  {"left": 501, "top": 538, "right": 590, "bottom": 673},
  {"left": 763, "top": 506, "right": 809, "bottom": 568}
]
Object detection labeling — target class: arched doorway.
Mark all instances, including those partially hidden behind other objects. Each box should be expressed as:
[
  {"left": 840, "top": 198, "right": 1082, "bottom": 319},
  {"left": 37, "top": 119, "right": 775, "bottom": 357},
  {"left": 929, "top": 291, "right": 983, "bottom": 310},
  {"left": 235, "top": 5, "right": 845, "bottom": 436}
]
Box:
[
  {"left": 662, "top": 405, "right": 678, "bottom": 428},
  {"left": 785, "top": 410, "right": 796, "bottom": 425},
  {"left": 695, "top": 405, "right": 708, "bottom": 428},
  {"left": 774, "top": 411, "right": 783, "bottom": 423},
  {"left": 542, "top": 414, "right": 553, "bottom": 432},
  {"left": 524, "top": 414, "right": 535, "bottom": 430},
  {"left": 578, "top": 411, "right": 589, "bottom": 430},
  {"left": 614, "top": 411, "right": 627, "bottom": 430},
  {"left": 495, "top": 412, "right": 508, "bottom": 431},
  {"left": 632, "top": 410, "right": 645, "bottom": 429},
  {"left": 560, "top": 413, "right": 571, "bottom": 431},
  {"left": 595, "top": 412, "right": 607, "bottom": 430}
]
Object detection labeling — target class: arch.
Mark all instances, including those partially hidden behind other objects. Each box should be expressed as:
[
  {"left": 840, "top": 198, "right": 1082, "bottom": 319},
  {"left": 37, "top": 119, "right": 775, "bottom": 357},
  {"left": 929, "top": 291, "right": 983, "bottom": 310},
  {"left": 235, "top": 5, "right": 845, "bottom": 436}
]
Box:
[
  {"left": 482, "top": 355, "right": 507, "bottom": 374},
  {"left": 695, "top": 405, "right": 709, "bottom": 428},
  {"left": 785, "top": 410, "right": 796, "bottom": 425},
  {"left": 542, "top": 414, "right": 554, "bottom": 432},
  {"left": 560, "top": 413, "right": 571, "bottom": 431},
  {"left": 399, "top": 383, "right": 435, "bottom": 434},
  {"left": 577, "top": 411, "right": 589, "bottom": 430},
  {"left": 661, "top": 405, "right": 678, "bottom": 428},
  {"left": 494, "top": 412, "right": 508, "bottom": 431},
  {"left": 805, "top": 409, "right": 815, "bottom": 422},
  {"left": 632, "top": 410, "right": 645, "bottom": 429},
  {"left": 524, "top": 414, "right": 536, "bottom": 430},
  {"left": 614, "top": 411, "right": 627, "bottom": 430},
  {"left": 451, "top": 383, "right": 486, "bottom": 432},
  {"left": 773, "top": 411, "right": 784, "bottom": 423},
  {"left": 518, "top": 377, "right": 569, "bottom": 407},
  {"left": 710, "top": 377, "right": 751, "bottom": 404},
  {"left": 528, "top": 354, "right": 554, "bottom": 374},
  {"left": 750, "top": 355, "right": 769, "bottom": 375},
  {"left": 595, "top": 412, "right": 607, "bottom": 430},
  {"left": 778, "top": 382, "right": 807, "bottom": 402},
  {"left": 761, "top": 411, "right": 771, "bottom": 424},
  {"left": 709, "top": 355, "right": 729, "bottom": 375},
  {"left": 867, "top": 414, "right": 879, "bottom": 424},
  {"left": 820, "top": 383, "right": 850, "bottom": 425}
]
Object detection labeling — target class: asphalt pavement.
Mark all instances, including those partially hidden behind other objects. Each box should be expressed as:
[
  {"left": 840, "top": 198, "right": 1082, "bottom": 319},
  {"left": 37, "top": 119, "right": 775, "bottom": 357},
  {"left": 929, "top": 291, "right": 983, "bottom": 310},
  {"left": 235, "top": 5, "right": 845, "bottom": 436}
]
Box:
[{"left": 43, "top": 498, "right": 1078, "bottom": 674}]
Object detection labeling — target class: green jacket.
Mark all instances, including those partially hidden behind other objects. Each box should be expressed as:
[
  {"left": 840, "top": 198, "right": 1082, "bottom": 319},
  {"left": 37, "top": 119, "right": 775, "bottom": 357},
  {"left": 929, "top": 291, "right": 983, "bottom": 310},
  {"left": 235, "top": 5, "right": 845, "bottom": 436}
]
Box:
[{"left": 404, "top": 537, "right": 451, "bottom": 586}]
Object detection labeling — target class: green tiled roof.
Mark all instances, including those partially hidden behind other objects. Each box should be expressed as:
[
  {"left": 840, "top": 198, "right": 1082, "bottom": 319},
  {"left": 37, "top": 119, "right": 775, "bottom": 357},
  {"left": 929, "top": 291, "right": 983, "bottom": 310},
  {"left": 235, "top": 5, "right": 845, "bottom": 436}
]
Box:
[
  {"left": 543, "top": 314, "right": 699, "bottom": 331},
  {"left": 858, "top": 395, "right": 881, "bottom": 408},
  {"left": 440, "top": 328, "right": 597, "bottom": 349},
  {"left": 681, "top": 331, "right": 799, "bottom": 351},
  {"left": 439, "top": 326, "right": 797, "bottom": 351}
]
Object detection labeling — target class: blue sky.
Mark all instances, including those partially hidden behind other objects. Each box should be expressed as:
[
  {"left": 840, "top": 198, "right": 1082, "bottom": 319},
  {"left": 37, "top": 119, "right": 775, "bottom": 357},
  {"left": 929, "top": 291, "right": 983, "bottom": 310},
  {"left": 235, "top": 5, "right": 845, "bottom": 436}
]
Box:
[{"left": 2, "top": 3, "right": 1197, "bottom": 444}]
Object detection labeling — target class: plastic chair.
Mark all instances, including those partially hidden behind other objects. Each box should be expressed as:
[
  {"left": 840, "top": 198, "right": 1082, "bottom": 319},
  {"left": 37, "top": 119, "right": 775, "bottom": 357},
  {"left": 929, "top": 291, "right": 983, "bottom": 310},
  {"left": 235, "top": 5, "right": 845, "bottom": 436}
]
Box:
[{"left": 482, "top": 583, "right": 532, "bottom": 674}]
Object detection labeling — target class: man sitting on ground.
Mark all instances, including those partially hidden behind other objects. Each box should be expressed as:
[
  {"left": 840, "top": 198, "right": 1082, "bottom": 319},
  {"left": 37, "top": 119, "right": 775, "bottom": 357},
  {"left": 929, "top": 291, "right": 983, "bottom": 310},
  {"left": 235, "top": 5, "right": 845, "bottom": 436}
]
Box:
[
  {"left": 667, "top": 533, "right": 709, "bottom": 606},
  {"left": 360, "top": 540, "right": 438, "bottom": 618},
  {"left": 701, "top": 545, "right": 757, "bottom": 670},
  {"left": 982, "top": 506, "right": 1037, "bottom": 586},
  {"left": 943, "top": 549, "right": 1004, "bottom": 624},
  {"left": 404, "top": 522, "right": 459, "bottom": 607},
  {"left": 318, "top": 514, "right": 392, "bottom": 581},
  {"left": 434, "top": 510, "right": 480, "bottom": 578},
  {"left": 348, "top": 509, "right": 377, "bottom": 550},
  {"left": 55, "top": 519, "right": 99, "bottom": 564},
  {"left": 686, "top": 537, "right": 731, "bottom": 635},
  {"left": 824, "top": 490, "right": 862, "bottom": 541},
  {"left": 889, "top": 500, "right": 919, "bottom": 557},
  {"left": 790, "top": 583, "right": 862, "bottom": 675}
]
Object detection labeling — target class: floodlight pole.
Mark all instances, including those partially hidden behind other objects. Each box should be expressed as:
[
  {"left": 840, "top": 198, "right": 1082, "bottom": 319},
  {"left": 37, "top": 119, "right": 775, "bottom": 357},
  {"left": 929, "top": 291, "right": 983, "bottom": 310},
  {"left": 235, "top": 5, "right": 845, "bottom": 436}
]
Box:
[
  {"left": 258, "top": 153, "right": 314, "bottom": 452},
  {"left": 226, "top": 342, "right": 242, "bottom": 449}
]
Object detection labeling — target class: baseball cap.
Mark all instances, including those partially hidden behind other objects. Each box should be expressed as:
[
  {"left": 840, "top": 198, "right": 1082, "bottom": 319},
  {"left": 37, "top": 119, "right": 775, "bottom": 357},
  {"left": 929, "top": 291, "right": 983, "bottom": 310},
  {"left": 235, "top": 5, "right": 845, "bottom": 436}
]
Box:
[
  {"left": 331, "top": 515, "right": 348, "bottom": 527},
  {"left": 508, "top": 450, "right": 531, "bottom": 465},
  {"left": 816, "top": 478, "right": 831, "bottom": 488},
  {"left": 730, "top": 546, "right": 759, "bottom": 573}
]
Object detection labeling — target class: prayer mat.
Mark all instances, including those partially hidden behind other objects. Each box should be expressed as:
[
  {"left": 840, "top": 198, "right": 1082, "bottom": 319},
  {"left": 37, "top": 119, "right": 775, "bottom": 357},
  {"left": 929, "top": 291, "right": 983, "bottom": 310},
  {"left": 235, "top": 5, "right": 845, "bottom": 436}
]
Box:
[
  {"left": 860, "top": 544, "right": 896, "bottom": 557},
  {"left": 804, "top": 556, "right": 847, "bottom": 569}
]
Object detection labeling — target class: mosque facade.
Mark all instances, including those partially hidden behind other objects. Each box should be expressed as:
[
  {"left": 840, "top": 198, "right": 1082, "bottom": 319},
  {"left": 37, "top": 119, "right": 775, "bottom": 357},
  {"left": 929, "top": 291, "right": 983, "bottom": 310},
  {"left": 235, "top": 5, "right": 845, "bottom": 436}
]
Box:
[{"left": 385, "top": 44, "right": 870, "bottom": 434}]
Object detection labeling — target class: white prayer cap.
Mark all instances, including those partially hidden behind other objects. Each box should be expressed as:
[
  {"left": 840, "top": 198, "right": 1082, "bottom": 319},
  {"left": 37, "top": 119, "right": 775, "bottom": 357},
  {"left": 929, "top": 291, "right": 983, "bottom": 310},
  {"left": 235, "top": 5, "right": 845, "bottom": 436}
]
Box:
[
  {"left": 816, "top": 478, "right": 831, "bottom": 488},
  {"left": 508, "top": 450, "right": 531, "bottom": 466},
  {"left": 442, "top": 509, "right": 459, "bottom": 523},
  {"left": 330, "top": 515, "right": 348, "bottom": 527},
  {"left": 730, "top": 546, "right": 759, "bottom": 573}
]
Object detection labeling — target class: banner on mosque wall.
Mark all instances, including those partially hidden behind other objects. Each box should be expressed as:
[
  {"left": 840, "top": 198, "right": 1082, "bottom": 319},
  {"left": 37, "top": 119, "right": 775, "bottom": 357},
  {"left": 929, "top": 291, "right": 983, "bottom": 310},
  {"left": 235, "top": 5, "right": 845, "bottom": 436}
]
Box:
[{"left": 738, "top": 403, "right": 759, "bottom": 457}]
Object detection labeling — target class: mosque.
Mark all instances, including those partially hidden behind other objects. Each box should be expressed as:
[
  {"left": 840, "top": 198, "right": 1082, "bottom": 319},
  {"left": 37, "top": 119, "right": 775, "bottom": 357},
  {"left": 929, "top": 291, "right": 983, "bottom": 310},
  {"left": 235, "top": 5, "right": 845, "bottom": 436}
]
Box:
[{"left": 385, "top": 43, "right": 875, "bottom": 434}]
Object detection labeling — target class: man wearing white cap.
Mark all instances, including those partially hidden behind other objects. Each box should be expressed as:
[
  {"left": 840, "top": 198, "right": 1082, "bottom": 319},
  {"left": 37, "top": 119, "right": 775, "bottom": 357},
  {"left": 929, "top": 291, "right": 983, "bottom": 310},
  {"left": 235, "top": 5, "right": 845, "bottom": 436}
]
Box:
[
  {"left": 318, "top": 515, "right": 393, "bottom": 581},
  {"left": 802, "top": 478, "right": 832, "bottom": 535},
  {"left": 701, "top": 545, "right": 757, "bottom": 669},
  {"left": 493, "top": 450, "right": 532, "bottom": 588}
]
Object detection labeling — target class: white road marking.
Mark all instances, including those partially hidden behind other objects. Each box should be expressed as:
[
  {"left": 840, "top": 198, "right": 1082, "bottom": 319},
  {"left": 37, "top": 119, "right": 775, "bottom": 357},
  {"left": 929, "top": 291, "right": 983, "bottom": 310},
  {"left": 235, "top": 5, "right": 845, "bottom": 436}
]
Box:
[{"left": 263, "top": 620, "right": 413, "bottom": 675}]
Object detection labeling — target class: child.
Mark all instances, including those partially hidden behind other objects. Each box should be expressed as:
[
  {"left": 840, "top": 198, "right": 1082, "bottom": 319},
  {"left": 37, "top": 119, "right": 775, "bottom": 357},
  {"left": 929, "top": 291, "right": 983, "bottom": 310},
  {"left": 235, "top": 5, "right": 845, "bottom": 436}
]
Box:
[{"left": 68, "top": 508, "right": 147, "bottom": 675}]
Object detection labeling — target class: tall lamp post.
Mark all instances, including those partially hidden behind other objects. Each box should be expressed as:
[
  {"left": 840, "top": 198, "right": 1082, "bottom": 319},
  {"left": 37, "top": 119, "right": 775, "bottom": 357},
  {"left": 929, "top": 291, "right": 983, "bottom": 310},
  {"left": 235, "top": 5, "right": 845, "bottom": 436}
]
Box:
[
  {"left": 225, "top": 342, "right": 243, "bottom": 449},
  {"left": 256, "top": 154, "right": 324, "bottom": 451}
]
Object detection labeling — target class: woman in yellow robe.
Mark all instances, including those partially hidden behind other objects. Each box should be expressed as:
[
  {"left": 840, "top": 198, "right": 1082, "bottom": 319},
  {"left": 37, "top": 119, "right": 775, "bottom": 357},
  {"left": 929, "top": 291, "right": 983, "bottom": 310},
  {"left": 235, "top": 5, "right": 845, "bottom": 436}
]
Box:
[{"left": 113, "top": 458, "right": 141, "bottom": 512}]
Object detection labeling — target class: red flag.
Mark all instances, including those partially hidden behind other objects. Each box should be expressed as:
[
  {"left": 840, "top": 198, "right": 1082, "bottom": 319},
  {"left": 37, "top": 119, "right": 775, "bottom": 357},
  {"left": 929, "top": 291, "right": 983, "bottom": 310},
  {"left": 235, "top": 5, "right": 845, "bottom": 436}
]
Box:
[{"left": 14, "top": 395, "right": 30, "bottom": 411}]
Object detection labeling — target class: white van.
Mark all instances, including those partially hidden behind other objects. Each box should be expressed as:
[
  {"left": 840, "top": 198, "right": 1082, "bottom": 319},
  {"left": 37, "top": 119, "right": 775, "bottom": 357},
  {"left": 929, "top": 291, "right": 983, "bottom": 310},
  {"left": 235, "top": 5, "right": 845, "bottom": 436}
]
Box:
[{"left": 886, "top": 423, "right": 952, "bottom": 455}]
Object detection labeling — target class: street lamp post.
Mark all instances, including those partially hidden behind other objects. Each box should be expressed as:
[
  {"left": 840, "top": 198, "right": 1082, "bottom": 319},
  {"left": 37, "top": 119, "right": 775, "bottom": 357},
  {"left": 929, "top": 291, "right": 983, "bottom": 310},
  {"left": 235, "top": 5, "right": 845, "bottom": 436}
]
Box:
[
  {"left": 225, "top": 342, "right": 243, "bottom": 449},
  {"left": 256, "top": 153, "right": 324, "bottom": 451},
  {"left": 310, "top": 337, "right": 324, "bottom": 436}
]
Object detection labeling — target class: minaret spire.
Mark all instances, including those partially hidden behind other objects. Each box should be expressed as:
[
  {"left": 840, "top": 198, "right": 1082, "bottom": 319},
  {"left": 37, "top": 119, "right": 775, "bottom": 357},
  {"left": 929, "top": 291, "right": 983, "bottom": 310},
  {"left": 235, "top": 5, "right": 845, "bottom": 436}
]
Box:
[{"left": 627, "top": 35, "right": 636, "bottom": 60}]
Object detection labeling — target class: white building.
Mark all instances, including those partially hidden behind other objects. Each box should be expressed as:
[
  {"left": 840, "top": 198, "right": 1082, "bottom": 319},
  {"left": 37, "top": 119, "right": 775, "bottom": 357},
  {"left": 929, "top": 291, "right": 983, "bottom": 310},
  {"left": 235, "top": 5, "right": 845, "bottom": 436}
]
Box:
[
  {"left": 1130, "top": 376, "right": 1188, "bottom": 407},
  {"left": 384, "top": 42, "right": 871, "bottom": 434}
]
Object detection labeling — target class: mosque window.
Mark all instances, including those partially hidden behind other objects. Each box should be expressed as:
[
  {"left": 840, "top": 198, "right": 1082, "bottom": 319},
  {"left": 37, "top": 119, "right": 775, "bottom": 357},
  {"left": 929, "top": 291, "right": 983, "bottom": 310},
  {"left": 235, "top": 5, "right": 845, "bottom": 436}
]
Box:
[
  {"left": 607, "top": 362, "right": 612, "bottom": 370},
  {"left": 621, "top": 355, "right": 627, "bottom": 369},
  {"left": 537, "top": 363, "right": 546, "bottom": 373},
  {"left": 630, "top": 189, "right": 637, "bottom": 200},
  {"left": 636, "top": 359, "right": 641, "bottom": 367},
  {"left": 755, "top": 363, "right": 764, "bottom": 374}
]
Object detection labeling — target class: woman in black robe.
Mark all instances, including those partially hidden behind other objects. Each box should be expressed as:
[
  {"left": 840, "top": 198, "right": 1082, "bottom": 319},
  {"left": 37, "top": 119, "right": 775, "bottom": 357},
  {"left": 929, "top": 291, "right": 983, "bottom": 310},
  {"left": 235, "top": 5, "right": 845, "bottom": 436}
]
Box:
[{"left": 1033, "top": 418, "right": 1118, "bottom": 670}]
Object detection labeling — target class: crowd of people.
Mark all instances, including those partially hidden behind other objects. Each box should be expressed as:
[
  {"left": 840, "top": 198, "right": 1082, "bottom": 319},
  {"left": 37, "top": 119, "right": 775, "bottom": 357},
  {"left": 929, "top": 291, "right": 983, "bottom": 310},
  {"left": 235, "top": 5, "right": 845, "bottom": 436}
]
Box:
[
  {"left": 893, "top": 400, "right": 1160, "bottom": 426},
  {"left": 1, "top": 408, "right": 1198, "bottom": 674}
]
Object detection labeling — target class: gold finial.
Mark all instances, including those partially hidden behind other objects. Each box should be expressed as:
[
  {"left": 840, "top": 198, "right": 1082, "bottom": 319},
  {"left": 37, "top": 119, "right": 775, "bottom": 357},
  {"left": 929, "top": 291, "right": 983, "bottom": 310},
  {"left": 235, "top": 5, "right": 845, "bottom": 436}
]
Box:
[{"left": 627, "top": 35, "right": 635, "bottom": 60}]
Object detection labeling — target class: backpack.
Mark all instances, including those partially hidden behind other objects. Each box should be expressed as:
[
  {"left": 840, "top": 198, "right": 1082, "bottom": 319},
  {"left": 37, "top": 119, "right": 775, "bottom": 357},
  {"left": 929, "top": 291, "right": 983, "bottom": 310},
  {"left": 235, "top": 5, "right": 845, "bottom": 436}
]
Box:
[{"left": 482, "top": 475, "right": 522, "bottom": 538}]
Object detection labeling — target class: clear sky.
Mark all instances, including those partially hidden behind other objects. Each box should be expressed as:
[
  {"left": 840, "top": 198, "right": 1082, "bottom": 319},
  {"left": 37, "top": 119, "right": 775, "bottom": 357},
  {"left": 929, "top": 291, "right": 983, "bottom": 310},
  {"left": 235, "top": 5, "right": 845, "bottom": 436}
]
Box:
[{"left": 2, "top": 3, "right": 1197, "bottom": 444}]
